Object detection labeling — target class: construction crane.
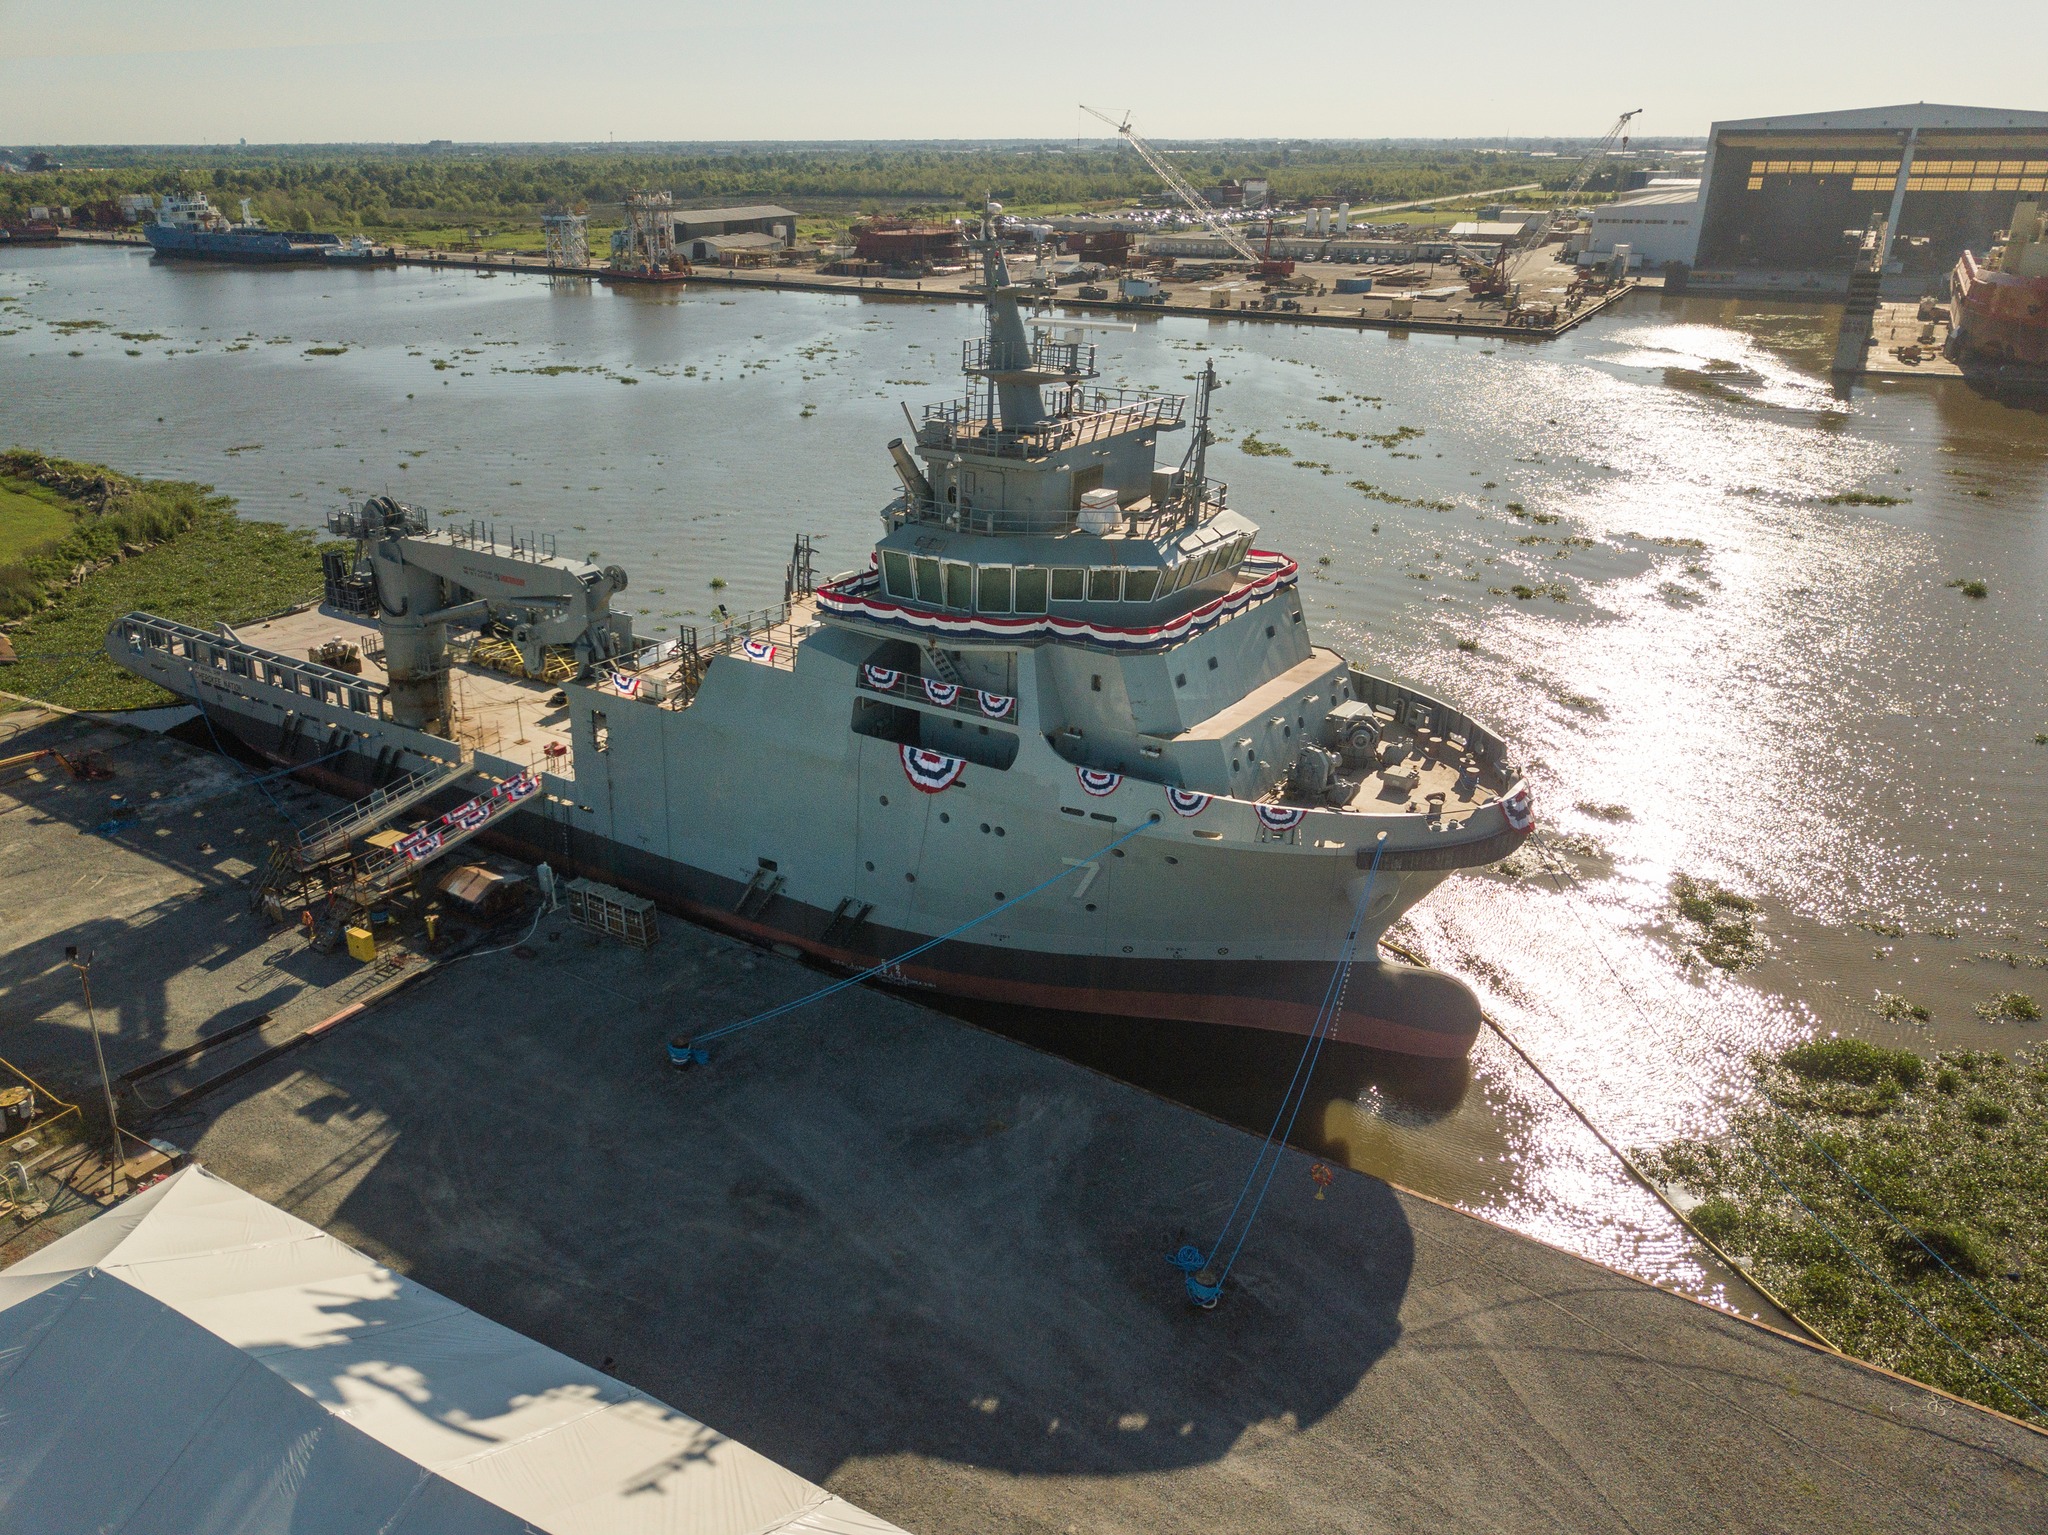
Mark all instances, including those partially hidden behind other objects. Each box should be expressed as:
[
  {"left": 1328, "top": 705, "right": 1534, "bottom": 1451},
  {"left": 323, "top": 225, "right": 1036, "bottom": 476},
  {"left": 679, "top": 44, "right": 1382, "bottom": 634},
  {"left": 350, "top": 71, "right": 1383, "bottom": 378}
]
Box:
[
  {"left": 1469, "top": 107, "right": 1643, "bottom": 301},
  {"left": 1081, "top": 105, "right": 1294, "bottom": 279}
]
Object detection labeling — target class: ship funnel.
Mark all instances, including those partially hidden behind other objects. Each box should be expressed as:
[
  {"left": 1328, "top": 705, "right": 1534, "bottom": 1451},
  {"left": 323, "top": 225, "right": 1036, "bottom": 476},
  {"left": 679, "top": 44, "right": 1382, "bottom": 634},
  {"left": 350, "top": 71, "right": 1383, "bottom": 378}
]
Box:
[{"left": 887, "top": 438, "right": 932, "bottom": 507}]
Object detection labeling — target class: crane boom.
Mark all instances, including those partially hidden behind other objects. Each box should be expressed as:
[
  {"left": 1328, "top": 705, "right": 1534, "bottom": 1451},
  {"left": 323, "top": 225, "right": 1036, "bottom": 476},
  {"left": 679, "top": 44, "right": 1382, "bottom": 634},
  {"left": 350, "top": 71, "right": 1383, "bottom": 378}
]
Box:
[
  {"left": 1081, "top": 104, "right": 1266, "bottom": 267},
  {"left": 1558, "top": 108, "right": 1644, "bottom": 208}
]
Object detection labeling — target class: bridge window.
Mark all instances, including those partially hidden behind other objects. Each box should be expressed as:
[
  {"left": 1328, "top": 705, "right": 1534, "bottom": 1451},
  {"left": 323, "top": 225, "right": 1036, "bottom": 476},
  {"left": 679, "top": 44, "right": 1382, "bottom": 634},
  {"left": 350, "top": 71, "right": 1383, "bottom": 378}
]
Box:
[
  {"left": 1014, "top": 567, "right": 1049, "bottom": 614},
  {"left": 1088, "top": 567, "right": 1121, "bottom": 602},
  {"left": 1123, "top": 568, "right": 1161, "bottom": 602},
  {"left": 913, "top": 556, "right": 942, "bottom": 603},
  {"left": 1050, "top": 568, "right": 1085, "bottom": 602},
  {"left": 881, "top": 550, "right": 914, "bottom": 599},
  {"left": 976, "top": 565, "right": 1012, "bottom": 613},
  {"left": 943, "top": 561, "right": 973, "bottom": 611}
]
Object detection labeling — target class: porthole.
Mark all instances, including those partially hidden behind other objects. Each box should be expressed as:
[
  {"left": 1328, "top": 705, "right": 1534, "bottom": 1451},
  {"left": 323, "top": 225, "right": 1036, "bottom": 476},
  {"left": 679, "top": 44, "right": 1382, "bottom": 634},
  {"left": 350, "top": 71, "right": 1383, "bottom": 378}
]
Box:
[
  {"left": 1232, "top": 758, "right": 1241, "bottom": 771},
  {"left": 1165, "top": 855, "right": 1179, "bottom": 865},
  {"left": 1266, "top": 625, "right": 1275, "bottom": 638},
  {"left": 1176, "top": 672, "right": 1188, "bottom": 688},
  {"left": 879, "top": 794, "right": 889, "bottom": 806},
  {"left": 939, "top": 812, "right": 950, "bottom": 823},
  {"left": 1085, "top": 903, "right": 1097, "bottom": 912},
  {"left": 1217, "top": 947, "right": 1229, "bottom": 955},
  {"left": 1283, "top": 726, "right": 1291, "bottom": 739},
  {"left": 980, "top": 822, "right": 991, "bottom": 833},
  {"left": 1121, "top": 945, "right": 1134, "bottom": 954},
  {"left": 905, "top": 872, "right": 917, "bottom": 883},
  {"left": 1207, "top": 656, "right": 1219, "bottom": 671},
  {"left": 995, "top": 826, "right": 1006, "bottom": 837},
  {"left": 1112, "top": 848, "right": 1125, "bottom": 858},
  {"left": 865, "top": 861, "right": 875, "bottom": 872},
  {"left": 995, "top": 891, "right": 1006, "bottom": 900}
]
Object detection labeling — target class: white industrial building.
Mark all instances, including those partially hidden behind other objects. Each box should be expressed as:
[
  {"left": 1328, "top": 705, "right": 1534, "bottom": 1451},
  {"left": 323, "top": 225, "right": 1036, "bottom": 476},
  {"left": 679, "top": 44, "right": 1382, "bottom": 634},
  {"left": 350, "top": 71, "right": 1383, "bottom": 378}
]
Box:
[
  {"left": 1578, "top": 180, "right": 1702, "bottom": 269},
  {"left": 0, "top": 1167, "right": 905, "bottom": 1534}
]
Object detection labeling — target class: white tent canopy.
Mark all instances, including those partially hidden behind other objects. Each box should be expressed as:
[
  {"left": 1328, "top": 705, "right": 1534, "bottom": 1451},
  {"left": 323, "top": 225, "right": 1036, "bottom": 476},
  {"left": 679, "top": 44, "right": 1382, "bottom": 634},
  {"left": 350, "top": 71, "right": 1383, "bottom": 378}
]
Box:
[{"left": 0, "top": 1166, "right": 906, "bottom": 1535}]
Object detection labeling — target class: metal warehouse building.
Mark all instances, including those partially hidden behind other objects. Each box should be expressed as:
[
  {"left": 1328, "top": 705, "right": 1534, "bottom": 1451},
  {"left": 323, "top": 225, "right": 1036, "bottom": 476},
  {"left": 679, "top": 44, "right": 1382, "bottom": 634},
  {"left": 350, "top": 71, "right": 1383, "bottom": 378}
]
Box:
[{"left": 1689, "top": 103, "right": 2048, "bottom": 296}]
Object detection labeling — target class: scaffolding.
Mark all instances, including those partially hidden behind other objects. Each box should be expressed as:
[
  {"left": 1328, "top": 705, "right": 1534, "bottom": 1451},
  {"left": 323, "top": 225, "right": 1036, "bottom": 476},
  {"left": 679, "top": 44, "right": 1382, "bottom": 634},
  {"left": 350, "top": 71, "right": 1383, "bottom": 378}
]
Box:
[
  {"left": 612, "top": 191, "right": 678, "bottom": 274},
  {"left": 541, "top": 208, "right": 590, "bottom": 269}
]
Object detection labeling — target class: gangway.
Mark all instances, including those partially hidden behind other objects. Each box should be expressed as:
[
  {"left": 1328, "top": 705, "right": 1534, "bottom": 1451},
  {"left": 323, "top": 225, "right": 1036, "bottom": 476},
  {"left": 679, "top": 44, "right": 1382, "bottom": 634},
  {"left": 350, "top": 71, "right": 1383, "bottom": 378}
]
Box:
[
  {"left": 294, "top": 758, "right": 472, "bottom": 865},
  {"left": 332, "top": 769, "right": 542, "bottom": 908}
]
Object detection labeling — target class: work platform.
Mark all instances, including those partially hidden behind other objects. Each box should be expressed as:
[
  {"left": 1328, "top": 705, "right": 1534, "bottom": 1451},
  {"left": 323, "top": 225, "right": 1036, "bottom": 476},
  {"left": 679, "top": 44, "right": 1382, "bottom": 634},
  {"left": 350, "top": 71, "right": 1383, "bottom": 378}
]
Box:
[{"left": 2, "top": 704, "right": 2041, "bottom": 1535}]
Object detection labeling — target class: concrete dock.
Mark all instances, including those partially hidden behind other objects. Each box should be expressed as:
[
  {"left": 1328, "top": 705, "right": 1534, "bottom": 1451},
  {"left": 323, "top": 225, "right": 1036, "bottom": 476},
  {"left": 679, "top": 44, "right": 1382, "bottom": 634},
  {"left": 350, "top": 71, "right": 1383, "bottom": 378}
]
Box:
[{"left": 3, "top": 703, "right": 2044, "bottom": 1532}]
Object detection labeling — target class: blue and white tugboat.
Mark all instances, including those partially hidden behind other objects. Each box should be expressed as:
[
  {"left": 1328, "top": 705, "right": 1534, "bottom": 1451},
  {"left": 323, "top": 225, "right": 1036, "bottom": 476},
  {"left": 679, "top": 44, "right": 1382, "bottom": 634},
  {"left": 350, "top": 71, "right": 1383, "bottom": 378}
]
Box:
[{"left": 106, "top": 203, "right": 1531, "bottom": 1057}]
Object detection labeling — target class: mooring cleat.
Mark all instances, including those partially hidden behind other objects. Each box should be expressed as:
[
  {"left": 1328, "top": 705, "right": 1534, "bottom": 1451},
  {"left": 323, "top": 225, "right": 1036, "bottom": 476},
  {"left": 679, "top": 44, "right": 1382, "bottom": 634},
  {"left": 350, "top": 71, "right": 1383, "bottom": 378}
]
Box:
[{"left": 667, "top": 1037, "right": 709, "bottom": 1070}]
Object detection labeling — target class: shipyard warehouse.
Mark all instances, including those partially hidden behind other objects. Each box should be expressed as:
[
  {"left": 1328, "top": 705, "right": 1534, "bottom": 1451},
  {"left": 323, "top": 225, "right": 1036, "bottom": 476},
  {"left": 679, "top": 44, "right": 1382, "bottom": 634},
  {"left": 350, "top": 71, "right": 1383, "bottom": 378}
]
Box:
[{"left": 1686, "top": 103, "right": 2048, "bottom": 296}]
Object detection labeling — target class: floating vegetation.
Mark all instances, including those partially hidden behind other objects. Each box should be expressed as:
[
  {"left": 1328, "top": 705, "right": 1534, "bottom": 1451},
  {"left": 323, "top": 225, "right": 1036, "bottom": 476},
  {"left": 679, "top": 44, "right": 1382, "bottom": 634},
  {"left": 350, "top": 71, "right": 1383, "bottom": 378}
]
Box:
[
  {"left": 1874, "top": 993, "right": 1932, "bottom": 1023},
  {"left": 708, "top": 576, "right": 727, "bottom": 590},
  {"left": 116, "top": 331, "right": 165, "bottom": 343},
  {"left": 800, "top": 404, "right": 817, "bottom": 418},
  {"left": 1576, "top": 802, "right": 1633, "bottom": 822},
  {"left": 1291, "top": 460, "right": 1332, "bottom": 473},
  {"left": 1821, "top": 491, "right": 1908, "bottom": 506},
  {"left": 1948, "top": 578, "right": 1988, "bottom": 599},
  {"left": 1642, "top": 1040, "right": 2048, "bottom": 1418},
  {"left": 1347, "top": 480, "right": 1453, "bottom": 511},
  {"left": 1455, "top": 637, "right": 1479, "bottom": 652},
  {"left": 303, "top": 346, "right": 347, "bottom": 357},
  {"left": 49, "top": 318, "right": 108, "bottom": 333},
  {"left": 222, "top": 444, "right": 263, "bottom": 456},
  {"left": 1976, "top": 992, "right": 2041, "bottom": 1023},
  {"left": 1363, "top": 425, "right": 1425, "bottom": 449},
  {"left": 1856, "top": 918, "right": 1906, "bottom": 938},
  {"left": 1509, "top": 584, "right": 1535, "bottom": 599},
  {"left": 1239, "top": 433, "right": 1291, "bottom": 457},
  {"left": 1505, "top": 502, "right": 1526, "bottom": 514},
  {"left": 1673, "top": 873, "right": 1762, "bottom": 970}
]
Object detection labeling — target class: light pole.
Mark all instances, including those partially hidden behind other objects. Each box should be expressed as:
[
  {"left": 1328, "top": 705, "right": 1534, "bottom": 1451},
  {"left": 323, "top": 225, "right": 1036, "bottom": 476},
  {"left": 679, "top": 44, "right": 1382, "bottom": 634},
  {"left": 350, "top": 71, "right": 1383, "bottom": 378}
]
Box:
[{"left": 63, "top": 946, "right": 124, "bottom": 1195}]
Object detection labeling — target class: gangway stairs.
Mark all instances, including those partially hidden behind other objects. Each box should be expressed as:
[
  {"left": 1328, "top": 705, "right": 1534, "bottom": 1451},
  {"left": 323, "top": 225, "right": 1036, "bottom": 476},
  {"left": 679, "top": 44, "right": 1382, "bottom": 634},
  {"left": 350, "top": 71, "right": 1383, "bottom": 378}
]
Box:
[
  {"left": 251, "top": 757, "right": 474, "bottom": 912},
  {"left": 332, "top": 769, "right": 542, "bottom": 909}
]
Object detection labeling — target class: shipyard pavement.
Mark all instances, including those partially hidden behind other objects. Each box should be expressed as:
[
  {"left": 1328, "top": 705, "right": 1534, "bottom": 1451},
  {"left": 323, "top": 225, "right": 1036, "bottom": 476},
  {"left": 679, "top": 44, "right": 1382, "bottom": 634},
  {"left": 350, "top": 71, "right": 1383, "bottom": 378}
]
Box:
[{"left": 5, "top": 705, "right": 2045, "bottom": 1532}]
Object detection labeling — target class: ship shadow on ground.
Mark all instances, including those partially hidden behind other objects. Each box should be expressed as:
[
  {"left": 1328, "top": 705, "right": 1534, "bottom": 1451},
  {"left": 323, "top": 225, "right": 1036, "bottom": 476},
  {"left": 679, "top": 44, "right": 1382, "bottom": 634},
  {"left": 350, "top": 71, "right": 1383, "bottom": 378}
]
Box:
[{"left": 176, "top": 921, "right": 1419, "bottom": 1483}]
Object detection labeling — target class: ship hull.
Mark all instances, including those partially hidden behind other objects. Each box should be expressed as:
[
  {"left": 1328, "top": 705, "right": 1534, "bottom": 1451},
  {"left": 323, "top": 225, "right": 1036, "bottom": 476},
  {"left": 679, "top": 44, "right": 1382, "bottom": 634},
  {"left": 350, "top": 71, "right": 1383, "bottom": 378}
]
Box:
[
  {"left": 1950, "top": 251, "right": 2048, "bottom": 367},
  {"left": 227, "top": 705, "right": 1486, "bottom": 1059}
]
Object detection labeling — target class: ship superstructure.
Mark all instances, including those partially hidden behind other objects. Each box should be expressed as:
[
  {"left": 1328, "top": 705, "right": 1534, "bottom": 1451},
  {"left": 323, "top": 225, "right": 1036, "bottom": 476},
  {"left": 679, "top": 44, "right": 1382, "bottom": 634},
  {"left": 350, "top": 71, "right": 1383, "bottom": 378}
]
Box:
[
  {"left": 1951, "top": 199, "right": 2048, "bottom": 367},
  {"left": 107, "top": 208, "right": 1532, "bottom": 1058}
]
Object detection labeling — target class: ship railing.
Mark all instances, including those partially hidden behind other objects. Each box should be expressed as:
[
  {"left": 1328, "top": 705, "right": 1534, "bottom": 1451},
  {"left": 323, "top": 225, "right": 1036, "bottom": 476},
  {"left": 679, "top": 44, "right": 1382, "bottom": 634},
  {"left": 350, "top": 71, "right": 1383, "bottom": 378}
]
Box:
[
  {"left": 293, "top": 759, "right": 472, "bottom": 866},
  {"left": 647, "top": 601, "right": 815, "bottom": 708},
  {"left": 856, "top": 668, "right": 1019, "bottom": 725},
  {"left": 114, "top": 612, "right": 386, "bottom": 720},
  {"left": 962, "top": 335, "right": 1097, "bottom": 378},
  {"left": 918, "top": 388, "right": 1184, "bottom": 460}
]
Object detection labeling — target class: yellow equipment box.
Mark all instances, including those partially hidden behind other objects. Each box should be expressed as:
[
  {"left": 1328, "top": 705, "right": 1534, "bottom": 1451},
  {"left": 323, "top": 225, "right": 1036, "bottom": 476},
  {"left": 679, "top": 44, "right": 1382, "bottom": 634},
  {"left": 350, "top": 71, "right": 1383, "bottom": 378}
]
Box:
[{"left": 345, "top": 926, "right": 377, "bottom": 963}]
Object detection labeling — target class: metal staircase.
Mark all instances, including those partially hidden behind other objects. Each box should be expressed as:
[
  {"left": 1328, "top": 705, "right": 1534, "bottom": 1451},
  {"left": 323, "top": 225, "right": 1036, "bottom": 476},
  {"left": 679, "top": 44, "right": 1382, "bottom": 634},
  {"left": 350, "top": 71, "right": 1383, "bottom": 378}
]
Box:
[{"left": 294, "top": 759, "right": 471, "bottom": 865}]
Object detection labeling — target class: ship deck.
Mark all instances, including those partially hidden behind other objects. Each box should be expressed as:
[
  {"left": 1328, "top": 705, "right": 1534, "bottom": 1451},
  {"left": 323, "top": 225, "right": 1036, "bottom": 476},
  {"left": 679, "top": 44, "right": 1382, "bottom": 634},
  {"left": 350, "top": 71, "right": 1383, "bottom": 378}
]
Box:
[{"left": 236, "top": 607, "right": 578, "bottom": 778}]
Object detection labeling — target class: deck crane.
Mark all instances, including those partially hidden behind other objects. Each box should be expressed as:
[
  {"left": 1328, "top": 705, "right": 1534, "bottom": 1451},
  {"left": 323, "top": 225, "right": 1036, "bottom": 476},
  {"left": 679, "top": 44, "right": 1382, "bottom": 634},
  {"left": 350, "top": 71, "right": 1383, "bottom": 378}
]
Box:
[
  {"left": 1081, "top": 105, "right": 1294, "bottom": 279},
  {"left": 1469, "top": 107, "right": 1643, "bottom": 300}
]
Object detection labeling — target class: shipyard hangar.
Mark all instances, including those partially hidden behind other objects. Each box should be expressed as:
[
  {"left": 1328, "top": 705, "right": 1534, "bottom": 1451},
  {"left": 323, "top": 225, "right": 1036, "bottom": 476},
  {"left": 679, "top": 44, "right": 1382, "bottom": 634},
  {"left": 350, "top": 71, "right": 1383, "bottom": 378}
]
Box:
[{"left": 1687, "top": 103, "right": 2048, "bottom": 294}]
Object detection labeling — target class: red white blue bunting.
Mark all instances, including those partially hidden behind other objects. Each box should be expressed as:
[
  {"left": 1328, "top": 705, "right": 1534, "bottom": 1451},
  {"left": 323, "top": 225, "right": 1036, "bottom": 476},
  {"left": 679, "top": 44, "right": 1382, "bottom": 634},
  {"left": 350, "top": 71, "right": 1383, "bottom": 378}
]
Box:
[
  {"left": 900, "top": 745, "right": 966, "bottom": 793},
  {"left": 396, "top": 826, "right": 443, "bottom": 862},
  {"left": 608, "top": 670, "right": 643, "bottom": 698},
  {"left": 1166, "top": 787, "right": 1212, "bottom": 817},
  {"left": 922, "top": 678, "right": 960, "bottom": 707},
  {"left": 862, "top": 664, "right": 900, "bottom": 691},
  {"left": 1254, "top": 803, "right": 1306, "bottom": 832},
  {"left": 817, "top": 551, "right": 1299, "bottom": 655},
  {"left": 977, "top": 691, "right": 1015, "bottom": 720},
  {"left": 741, "top": 638, "right": 778, "bottom": 664},
  {"left": 1077, "top": 767, "right": 1122, "bottom": 797},
  {"left": 494, "top": 770, "right": 539, "bottom": 802},
  {"left": 1501, "top": 785, "right": 1535, "bottom": 831}
]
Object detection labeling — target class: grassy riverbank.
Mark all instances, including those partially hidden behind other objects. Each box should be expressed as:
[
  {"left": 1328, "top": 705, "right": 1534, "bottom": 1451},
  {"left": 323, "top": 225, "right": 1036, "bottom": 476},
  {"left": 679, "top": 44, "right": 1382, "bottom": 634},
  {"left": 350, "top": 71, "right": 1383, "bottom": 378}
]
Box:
[
  {"left": 1643, "top": 1038, "right": 2048, "bottom": 1422},
  {"left": 1, "top": 452, "right": 329, "bottom": 711}
]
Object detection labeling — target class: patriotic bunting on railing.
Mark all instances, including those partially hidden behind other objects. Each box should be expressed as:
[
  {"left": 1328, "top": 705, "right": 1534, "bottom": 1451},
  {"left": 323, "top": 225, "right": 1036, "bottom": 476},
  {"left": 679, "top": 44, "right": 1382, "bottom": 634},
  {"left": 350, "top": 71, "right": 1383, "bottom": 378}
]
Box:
[
  {"left": 900, "top": 745, "right": 966, "bottom": 793},
  {"left": 815, "top": 552, "right": 1299, "bottom": 655},
  {"left": 609, "top": 670, "right": 642, "bottom": 698},
  {"left": 921, "top": 678, "right": 959, "bottom": 707},
  {"left": 976, "top": 691, "right": 1015, "bottom": 720},
  {"left": 741, "top": 638, "right": 778, "bottom": 664},
  {"left": 1501, "top": 785, "right": 1535, "bottom": 831},
  {"left": 862, "top": 664, "right": 900, "bottom": 691},
  {"left": 1166, "top": 787, "right": 1212, "bottom": 817},
  {"left": 1254, "top": 803, "right": 1306, "bottom": 832},
  {"left": 1077, "top": 767, "right": 1122, "bottom": 797},
  {"left": 396, "top": 827, "right": 443, "bottom": 862}
]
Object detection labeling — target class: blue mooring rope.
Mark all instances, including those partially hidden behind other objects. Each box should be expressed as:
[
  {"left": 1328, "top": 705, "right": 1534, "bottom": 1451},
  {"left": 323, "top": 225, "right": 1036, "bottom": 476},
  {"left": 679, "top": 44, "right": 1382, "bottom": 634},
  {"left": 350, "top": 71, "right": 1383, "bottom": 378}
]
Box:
[
  {"left": 668, "top": 813, "right": 1164, "bottom": 1066},
  {"left": 1170, "top": 831, "right": 1389, "bottom": 1308}
]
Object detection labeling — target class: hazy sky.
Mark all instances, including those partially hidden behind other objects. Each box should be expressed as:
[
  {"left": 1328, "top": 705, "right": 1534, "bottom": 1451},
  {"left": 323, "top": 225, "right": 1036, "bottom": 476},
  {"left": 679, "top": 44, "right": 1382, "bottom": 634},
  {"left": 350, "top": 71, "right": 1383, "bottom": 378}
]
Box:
[{"left": 3, "top": 0, "right": 2043, "bottom": 144}]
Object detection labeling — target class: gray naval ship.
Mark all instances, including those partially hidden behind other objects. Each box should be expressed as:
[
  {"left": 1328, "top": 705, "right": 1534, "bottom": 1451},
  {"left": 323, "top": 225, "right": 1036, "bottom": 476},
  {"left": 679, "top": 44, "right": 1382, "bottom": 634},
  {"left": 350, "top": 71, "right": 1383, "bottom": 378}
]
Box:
[{"left": 106, "top": 214, "right": 1533, "bottom": 1058}]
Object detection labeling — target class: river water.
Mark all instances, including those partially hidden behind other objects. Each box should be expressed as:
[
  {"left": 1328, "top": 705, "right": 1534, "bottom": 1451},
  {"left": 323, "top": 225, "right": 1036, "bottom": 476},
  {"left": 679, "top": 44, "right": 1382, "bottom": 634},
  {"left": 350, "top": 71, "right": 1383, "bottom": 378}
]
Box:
[{"left": 5, "top": 245, "right": 2044, "bottom": 1309}]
